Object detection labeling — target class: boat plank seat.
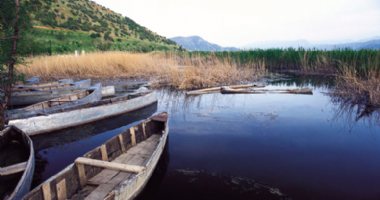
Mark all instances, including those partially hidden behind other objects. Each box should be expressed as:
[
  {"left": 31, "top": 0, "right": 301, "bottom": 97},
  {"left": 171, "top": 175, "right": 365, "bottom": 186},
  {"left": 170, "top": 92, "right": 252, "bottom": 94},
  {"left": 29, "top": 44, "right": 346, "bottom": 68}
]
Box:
[
  {"left": 0, "top": 161, "right": 27, "bottom": 176},
  {"left": 75, "top": 134, "right": 161, "bottom": 200}
]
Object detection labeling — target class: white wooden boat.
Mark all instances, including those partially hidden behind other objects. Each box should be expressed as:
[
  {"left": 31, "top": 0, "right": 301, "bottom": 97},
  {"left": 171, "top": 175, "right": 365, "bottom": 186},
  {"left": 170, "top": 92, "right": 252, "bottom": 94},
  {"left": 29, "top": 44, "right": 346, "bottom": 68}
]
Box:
[
  {"left": 6, "top": 83, "right": 103, "bottom": 121},
  {"left": 8, "top": 92, "right": 158, "bottom": 136},
  {"left": 0, "top": 126, "right": 34, "bottom": 200},
  {"left": 23, "top": 112, "right": 169, "bottom": 200},
  {"left": 10, "top": 79, "right": 92, "bottom": 106}
]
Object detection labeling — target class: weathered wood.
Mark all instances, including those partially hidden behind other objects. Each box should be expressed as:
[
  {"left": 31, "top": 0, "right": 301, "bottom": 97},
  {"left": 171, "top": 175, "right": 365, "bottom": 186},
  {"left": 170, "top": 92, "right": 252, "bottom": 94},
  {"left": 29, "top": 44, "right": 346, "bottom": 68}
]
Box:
[
  {"left": 9, "top": 92, "right": 157, "bottom": 136},
  {"left": 9, "top": 79, "right": 91, "bottom": 106},
  {"left": 7, "top": 83, "right": 102, "bottom": 121},
  {"left": 0, "top": 126, "right": 35, "bottom": 200},
  {"left": 100, "top": 145, "right": 109, "bottom": 161},
  {"left": 186, "top": 83, "right": 265, "bottom": 95},
  {"left": 77, "top": 163, "right": 87, "bottom": 188},
  {"left": 221, "top": 86, "right": 313, "bottom": 95},
  {"left": 23, "top": 112, "right": 168, "bottom": 200},
  {"left": 75, "top": 157, "right": 146, "bottom": 173},
  {"left": 42, "top": 183, "right": 51, "bottom": 200},
  {"left": 101, "top": 86, "right": 116, "bottom": 97},
  {"left": 130, "top": 127, "right": 136, "bottom": 146},
  {"left": 0, "top": 161, "right": 27, "bottom": 176},
  {"left": 56, "top": 179, "right": 67, "bottom": 200},
  {"left": 142, "top": 122, "right": 147, "bottom": 138},
  {"left": 118, "top": 135, "right": 126, "bottom": 153}
]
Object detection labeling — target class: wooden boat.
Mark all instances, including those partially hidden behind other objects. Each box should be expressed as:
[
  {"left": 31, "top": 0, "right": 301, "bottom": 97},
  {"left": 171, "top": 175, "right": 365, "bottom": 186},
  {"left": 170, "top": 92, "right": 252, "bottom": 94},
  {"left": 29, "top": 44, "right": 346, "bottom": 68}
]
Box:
[
  {"left": 6, "top": 83, "right": 103, "bottom": 121},
  {"left": 220, "top": 86, "right": 313, "bottom": 95},
  {"left": 24, "top": 112, "right": 169, "bottom": 200},
  {"left": 0, "top": 126, "right": 35, "bottom": 200},
  {"left": 13, "top": 79, "right": 74, "bottom": 91},
  {"left": 10, "top": 79, "right": 92, "bottom": 106},
  {"left": 8, "top": 92, "right": 158, "bottom": 136}
]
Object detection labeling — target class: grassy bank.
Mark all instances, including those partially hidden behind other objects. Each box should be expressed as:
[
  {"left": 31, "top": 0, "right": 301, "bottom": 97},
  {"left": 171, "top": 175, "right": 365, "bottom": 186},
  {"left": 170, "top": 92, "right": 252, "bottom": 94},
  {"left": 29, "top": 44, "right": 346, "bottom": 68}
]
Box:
[
  {"left": 22, "top": 28, "right": 179, "bottom": 55},
  {"left": 18, "top": 52, "right": 265, "bottom": 89}
]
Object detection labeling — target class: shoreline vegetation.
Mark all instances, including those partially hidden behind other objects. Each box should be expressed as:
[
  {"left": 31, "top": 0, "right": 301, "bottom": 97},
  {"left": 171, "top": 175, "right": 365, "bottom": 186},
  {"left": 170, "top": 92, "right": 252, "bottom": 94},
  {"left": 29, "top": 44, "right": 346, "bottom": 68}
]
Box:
[
  {"left": 18, "top": 49, "right": 380, "bottom": 109},
  {"left": 18, "top": 52, "right": 265, "bottom": 90}
]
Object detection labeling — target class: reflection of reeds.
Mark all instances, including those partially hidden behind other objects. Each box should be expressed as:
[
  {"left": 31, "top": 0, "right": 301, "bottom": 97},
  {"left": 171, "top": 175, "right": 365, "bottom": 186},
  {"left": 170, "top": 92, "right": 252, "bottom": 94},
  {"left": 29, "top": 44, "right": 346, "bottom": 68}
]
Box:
[
  {"left": 330, "top": 66, "right": 380, "bottom": 125},
  {"left": 18, "top": 52, "right": 265, "bottom": 90},
  {"left": 335, "top": 67, "right": 380, "bottom": 107}
]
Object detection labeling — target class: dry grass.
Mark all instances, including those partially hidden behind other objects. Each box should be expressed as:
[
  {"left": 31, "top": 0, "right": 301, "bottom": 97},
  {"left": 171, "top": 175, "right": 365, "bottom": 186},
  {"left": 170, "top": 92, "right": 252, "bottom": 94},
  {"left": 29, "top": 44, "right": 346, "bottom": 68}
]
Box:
[
  {"left": 335, "top": 67, "right": 380, "bottom": 107},
  {"left": 18, "top": 52, "right": 265, "bottom": 89}
]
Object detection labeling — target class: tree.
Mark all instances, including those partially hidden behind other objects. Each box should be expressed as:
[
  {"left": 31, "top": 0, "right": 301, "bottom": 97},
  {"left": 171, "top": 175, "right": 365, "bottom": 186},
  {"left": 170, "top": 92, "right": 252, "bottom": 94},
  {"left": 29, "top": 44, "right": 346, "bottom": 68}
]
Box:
[{"left": 0, "top": 0, "right": 30, "bottom": 129}]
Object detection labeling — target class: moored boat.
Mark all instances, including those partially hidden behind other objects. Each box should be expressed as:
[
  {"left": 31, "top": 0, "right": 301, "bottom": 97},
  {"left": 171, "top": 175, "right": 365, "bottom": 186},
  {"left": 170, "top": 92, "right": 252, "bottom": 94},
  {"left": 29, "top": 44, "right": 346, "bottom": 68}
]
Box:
[
  {"left": 6, "top": 83, "right": 102, "bottom": 121},
  {"left": 8, "top": 92, "right": 158, "bottom": 136},
  {"left": 0, "top": 126, "right": 35, "bottom": 200},
  {"left": 23, "top": 112, "right": 169, "bottom": 200},
  {"left": 10, "top": 79, "right": 92, "bottom": 106},
  {"left": 13, "top": 79, "right": 74, "bottom": 91}
]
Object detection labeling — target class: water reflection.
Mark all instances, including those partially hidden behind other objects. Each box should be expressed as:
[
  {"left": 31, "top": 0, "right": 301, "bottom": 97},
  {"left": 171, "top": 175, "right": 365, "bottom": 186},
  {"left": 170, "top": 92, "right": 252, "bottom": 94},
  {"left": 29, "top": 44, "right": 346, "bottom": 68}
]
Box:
[
  {"left": 153, "top": 76, "right": 380, "bottom": 200},
  {"left": 330, "top": 92, "right": 380, "bottom": 128}
]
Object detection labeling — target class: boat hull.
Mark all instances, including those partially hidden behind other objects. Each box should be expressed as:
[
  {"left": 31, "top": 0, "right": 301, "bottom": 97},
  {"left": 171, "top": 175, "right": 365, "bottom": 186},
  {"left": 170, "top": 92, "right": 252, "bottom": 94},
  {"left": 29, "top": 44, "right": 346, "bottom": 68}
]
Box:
[
  {"left": 114, "top": 121, "right": 168, "bottom": 200},
  {"left": 6, "top": 83, "right": 102, "bottom": 121},
  {"left": 0, "top": 126, "right": 35, "bottom": 200},
  {"left": 10, "top": 79, "right": 91, "bottom": 106},
  {"left": 9, "top": 92, "right": 158, "bottom": 136}
]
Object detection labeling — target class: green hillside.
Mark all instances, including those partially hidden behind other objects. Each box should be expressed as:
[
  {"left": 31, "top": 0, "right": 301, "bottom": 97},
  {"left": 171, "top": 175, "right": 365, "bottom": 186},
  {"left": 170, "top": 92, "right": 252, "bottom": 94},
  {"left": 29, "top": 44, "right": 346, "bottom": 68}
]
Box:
[{"left": 23, "top": 0, "right": 180, "bottom": 54}]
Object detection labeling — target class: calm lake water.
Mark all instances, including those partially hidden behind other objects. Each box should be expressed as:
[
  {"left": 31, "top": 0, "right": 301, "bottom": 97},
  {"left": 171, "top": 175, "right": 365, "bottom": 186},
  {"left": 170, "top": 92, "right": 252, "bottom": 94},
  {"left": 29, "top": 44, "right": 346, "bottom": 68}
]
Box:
[{"left": 32, "top": 76, "right": 380, "bottom": 200}]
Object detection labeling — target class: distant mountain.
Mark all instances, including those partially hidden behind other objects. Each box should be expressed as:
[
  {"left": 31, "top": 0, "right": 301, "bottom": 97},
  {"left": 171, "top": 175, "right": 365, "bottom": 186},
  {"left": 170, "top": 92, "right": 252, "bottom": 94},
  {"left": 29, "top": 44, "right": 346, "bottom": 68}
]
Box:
[
  {"left": 243, "top": 40, "right": 313, "bottom": 49},
  {"left": 244, "top": 39, "right": 380, "bottom": 50},
  {"left": 170, "top": 36, "right": 239, "bottom": 51},
  {"left": 328, "top": 40, "right": 380, "bottom": 50}
]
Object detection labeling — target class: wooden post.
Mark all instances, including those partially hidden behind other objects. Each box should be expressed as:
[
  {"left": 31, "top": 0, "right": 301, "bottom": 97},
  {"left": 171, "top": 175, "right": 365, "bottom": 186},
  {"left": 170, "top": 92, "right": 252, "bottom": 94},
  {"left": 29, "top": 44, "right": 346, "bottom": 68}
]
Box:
[
  {"left": 77, "top": 163, "right": 86, "bottom": 187},
  {"left": 42, "top": 183, "right": 52, "bottom": 200},
  {"left": 56, "top": 179, "right": 67, "bottom": 200},
  {"left": 130, "top": 127, "right": 136, "bottom": 146},
  {"left": 118, "top": 135, "right": 126, "bottom": 153},
  {"left": 142, "top": 122, "right": 146, "bottom": 139},
  {"left": 100, "top": 145, "right": 108, "bottom": 161}
]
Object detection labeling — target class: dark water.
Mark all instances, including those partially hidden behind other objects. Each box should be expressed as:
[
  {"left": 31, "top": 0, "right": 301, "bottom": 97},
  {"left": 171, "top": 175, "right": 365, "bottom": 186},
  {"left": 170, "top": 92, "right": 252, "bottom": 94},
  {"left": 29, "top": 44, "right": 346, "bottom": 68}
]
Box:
[{"left": 32, "top": 76, "right": 380, "bottom": 200}]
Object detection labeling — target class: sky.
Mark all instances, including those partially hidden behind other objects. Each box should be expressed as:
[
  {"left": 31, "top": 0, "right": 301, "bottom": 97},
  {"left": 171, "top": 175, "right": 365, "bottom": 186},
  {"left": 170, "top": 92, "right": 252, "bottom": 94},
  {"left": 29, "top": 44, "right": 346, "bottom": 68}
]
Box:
[{"left": 93, "top": 0, "right": 380, "bottom": 47}]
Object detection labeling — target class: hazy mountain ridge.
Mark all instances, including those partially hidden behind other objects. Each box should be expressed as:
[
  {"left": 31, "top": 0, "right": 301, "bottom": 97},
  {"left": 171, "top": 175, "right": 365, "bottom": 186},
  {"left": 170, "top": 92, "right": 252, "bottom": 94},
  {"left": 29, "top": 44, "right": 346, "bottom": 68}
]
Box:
[
  {"left": 170, "top": 36, "right": 239, "bottom": 51},
  {"left": 244, "top": 39, "right": 380, "bottom": 50}
]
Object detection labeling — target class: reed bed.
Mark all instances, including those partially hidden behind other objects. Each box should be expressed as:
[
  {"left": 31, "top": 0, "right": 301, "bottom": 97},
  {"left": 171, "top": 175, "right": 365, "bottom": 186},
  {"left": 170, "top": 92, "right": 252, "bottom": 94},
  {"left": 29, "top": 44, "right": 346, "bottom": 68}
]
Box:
[
  {"left": 335, "top": 67, "right": 380, "bottom": 107},
  {"left": 18, "top": 52, "right": 265, "bottom": 89}
]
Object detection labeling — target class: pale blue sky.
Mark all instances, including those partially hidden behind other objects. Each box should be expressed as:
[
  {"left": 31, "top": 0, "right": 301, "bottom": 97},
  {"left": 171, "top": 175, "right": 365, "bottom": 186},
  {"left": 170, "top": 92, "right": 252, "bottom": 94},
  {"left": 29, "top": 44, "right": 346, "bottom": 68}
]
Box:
[{"left": 93, "top": 0, "right": 380, "bottom": 47}]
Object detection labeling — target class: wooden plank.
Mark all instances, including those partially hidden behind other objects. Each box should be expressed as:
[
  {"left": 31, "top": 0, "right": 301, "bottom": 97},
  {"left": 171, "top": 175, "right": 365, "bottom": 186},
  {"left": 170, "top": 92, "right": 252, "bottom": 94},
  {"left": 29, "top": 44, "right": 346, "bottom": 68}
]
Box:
[
  {"left": 56, "top": 179, "right": 67, "bottom": 200},
  {"left": 87, "top": 169, "right": 119, "bottom": 186},
  {"left": 77, "top": 163, "right": 86, "bottom": 187},
  {"left": 42, "top": 183, "right": 51, "bottom": 200},
  {"left": 142, "top": 122, "right": 147, "bottom": 139},
  {"left": 85, "top": 172, "right": 131, "bottom": 200},
  {"left": 0, "top": 162, "right": 27, "bottom": 176},
  {"left": 75, "top": 157, "right": 145, "bottom": 173},
  {"left": 100, "top": 145, "right": 109, "bottom": 161},
  {"left": 130, "top": 127, "right": 136, "bottom": 146},
  {"left": 118, "top": 135, "right": 126, "bottom": 153}
]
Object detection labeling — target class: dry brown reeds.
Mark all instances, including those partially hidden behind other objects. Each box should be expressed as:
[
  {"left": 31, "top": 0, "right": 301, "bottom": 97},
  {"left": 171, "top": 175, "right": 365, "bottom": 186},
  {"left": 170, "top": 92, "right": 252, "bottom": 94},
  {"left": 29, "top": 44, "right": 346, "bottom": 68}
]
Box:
[
  {"left": 17, "top": 52, "right": 265, "bottom": 90},
  {"left": 335, "top": 67, "right": 380, "bottom": 107}
]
